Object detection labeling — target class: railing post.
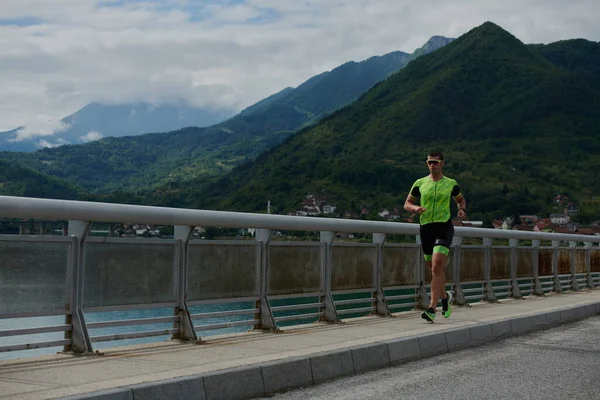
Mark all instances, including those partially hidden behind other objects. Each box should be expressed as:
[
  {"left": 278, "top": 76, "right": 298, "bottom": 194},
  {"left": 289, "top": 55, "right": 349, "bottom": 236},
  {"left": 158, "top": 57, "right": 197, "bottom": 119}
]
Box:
[
  {"left": 532, "top": 240, "right": 544, "bottom": 296},
  {"left": 552, "top": 240, "right": 562, "bottom": 293},
  {"left": 584, "top": 242, "right": 594, "bottom": 289},
  {"left": 65, "top": 220, "right": 93, "bottom": 354},
  {"left": 483, "top": 238, "right": 497, "bottom": 302},
  {"left": 372, "top": 233, "right": 390, "bottom": 316},
  {"left": 509, "top": 238, "right": 522, "bottom": 299},
  {"left": 172, "top": 225, "right": 196, "bottom": 342},
  {"left": 255, "top": 229, "right": 277, "bottom": 330},
  {"left": 320, "top": 231, "right": 340, "bottom": 323},
  {"left": 569, "top": 241, "right": 579, "bottom": 292},
  {"left": 416, "top": 234, "right": 429, "bottom": 310},
  {"left": 453, "top": 236, "right": 466, "bottom": 306}
]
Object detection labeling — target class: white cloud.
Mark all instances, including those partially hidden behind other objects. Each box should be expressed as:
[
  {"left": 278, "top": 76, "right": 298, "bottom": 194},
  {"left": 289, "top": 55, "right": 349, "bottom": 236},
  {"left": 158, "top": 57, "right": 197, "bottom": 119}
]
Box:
[
  {"left": 7, "top": 116, "right": 71, "bottom": 141},
  {"left": 1, "top": 0, "right": 599, "bottom": 136},
  {"left": 36, "top": 138, "right": 71, "bottom": 149},
  {"left": 80, "top": 131, "right": 104, "bottom": 143}
]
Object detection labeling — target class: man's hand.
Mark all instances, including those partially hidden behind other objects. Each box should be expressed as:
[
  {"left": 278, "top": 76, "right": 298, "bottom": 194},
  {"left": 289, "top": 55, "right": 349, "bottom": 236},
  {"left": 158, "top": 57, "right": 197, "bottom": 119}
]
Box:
[
  {"left": 415, "top": 206, "right": 426, "bottom": 214},
  {"left": 457, "top": 208, "right": 467, "bottom": 218}
]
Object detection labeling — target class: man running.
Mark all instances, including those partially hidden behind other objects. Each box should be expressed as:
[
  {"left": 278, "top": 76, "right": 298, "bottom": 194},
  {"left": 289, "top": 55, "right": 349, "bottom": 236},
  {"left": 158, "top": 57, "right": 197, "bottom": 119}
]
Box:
[{"left": 404, "top": 151, "right": 467, "bottom": 322}]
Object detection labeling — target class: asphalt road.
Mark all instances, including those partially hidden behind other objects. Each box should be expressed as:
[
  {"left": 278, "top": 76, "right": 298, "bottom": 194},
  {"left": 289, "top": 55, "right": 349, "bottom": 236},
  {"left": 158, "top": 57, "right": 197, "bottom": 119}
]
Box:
[{"left": 259, "top": 316, "right": 600, "bottom": 400}]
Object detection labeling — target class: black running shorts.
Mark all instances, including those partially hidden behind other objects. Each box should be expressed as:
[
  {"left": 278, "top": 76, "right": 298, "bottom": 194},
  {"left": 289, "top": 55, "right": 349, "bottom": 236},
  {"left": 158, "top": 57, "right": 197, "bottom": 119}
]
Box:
[{"left": 419, "top": 219, "right": 454, "bottom": 261}]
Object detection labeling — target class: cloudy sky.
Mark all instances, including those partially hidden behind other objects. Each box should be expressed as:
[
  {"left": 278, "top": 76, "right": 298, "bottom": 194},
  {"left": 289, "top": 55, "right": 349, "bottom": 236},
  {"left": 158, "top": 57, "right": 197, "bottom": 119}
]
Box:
[{"left": 1, "top": 0, "right": 599, "bottom": 138}]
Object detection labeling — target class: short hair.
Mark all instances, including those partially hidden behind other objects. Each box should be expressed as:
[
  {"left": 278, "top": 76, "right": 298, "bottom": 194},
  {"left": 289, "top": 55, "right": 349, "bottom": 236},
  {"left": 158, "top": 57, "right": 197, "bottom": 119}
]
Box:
[{"left": 428, "top": 151, "right": 444, "bottom": 160}]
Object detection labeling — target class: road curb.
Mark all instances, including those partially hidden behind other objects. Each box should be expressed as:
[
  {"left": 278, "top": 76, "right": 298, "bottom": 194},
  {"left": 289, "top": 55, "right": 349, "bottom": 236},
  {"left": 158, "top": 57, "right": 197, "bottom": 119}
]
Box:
[{"left": 60, "top": 300, "right": 600, "bottom": 400}]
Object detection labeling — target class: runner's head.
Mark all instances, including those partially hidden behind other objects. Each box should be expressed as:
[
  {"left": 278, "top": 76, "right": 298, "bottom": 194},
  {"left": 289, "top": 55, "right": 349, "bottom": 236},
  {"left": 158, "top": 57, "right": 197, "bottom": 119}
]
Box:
[{"left": 426, "top": 151, "right": 444, "bottom": 172}]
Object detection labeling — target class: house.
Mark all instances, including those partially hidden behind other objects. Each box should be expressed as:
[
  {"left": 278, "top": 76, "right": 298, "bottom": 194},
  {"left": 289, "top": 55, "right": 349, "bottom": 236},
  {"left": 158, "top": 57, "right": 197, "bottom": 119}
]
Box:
[
  {"left": 533, "top": 219, "right": 552, "bottom": 232},
  {"left": 512, "top": 224, "right": 533, "bottom": 232},
  {"left": 549, "top": 213, "right": 569, "bottom": 225},
  {"left": 322, "top": 205, "right": 337, "bottom": 214},
  {"left": 378, "top": 209, "right": 390, "bottom": 219},
  {"left": 501, "top": 217, "right": 514, "bottom": 230},
  {"left": 296, "top": 197, "right": 320, "bottom": 216}
]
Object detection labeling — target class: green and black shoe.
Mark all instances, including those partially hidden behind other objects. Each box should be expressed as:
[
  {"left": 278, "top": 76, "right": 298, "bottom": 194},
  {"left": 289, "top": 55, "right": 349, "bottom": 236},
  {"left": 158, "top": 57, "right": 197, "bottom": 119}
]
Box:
[
  {"left": 442, "top": 291, "right": 453, "bottom": 318},
  {"left": 421, "top": 307, "right": 436, "bottom": 323}
]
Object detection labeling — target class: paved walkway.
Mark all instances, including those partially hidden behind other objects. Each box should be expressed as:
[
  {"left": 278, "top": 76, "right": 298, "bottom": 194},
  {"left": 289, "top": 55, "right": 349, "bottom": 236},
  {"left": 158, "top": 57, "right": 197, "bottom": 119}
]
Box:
[{"left": 0, "top": 290, "right": 599, "bottom": 400}]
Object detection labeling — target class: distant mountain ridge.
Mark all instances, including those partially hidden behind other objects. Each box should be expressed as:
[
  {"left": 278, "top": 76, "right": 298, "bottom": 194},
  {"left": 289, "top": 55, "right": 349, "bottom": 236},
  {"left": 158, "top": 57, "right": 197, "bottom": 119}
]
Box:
[
  {"left": 0, "top": 35, "right": 455, "bottom": 193},
  {"left": 0, "top": 102, "right": 236, "bottom": 152}
]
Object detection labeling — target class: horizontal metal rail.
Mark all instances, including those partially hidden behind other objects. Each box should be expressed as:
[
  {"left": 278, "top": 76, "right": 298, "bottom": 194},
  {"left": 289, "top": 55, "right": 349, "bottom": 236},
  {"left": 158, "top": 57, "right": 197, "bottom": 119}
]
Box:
[
  {"left": 267, "top": 292, "right": 322, "bottom": 300},
  {"left": 90, "top": 329, "right": 179, "bottom": 342},
  {"left": 83, "top": 303, "right": 178, "bottom": 313},
  {"left": 0, "top": 324, "right": 72, "bottom": 337},
  {"left": 337, "top": 306, "right": 375, "bottom": 315},
  {"left": 194, "top": 319, "right": 259, "bottom": 332},
  {"left": 334, "top": 298, "right": 375, "bottom": 306},
  {"left": 383, "top": 285, "right": 419, "bottom": 291},
  {"left": 385, "top": 293, "right": 418, "bottom": 301},
  {"left": 188, "top": 297, "right": 259, "bottom": 306},
  {"left": 331, "top": 288, "right": 374, "bottom": 295},
  {"left": 87, "top": 316, "right": 178, "bottom": 329},
  {"left": 465, "top": 294, "right": 485, "bottom": 301},
  {"left": 191, "top": 309, "right": 259, "bottom": 319},
  {"left": 2, "top": 195, "right": 600, "bottom": 242},
  {"left": 0, "top": 310, "right": 69, "bottom": 319},
  {"left": 462, "top": 287, "right": 485, "bottom": 294},
  {"left": 388, "top": 302, "right": 417, "bottom": 309},
  {"left": 270, "top": 304, "right": 323, "bottom": 312},
  {"left": 274, "top": 312, "right": 322, "bottom": 322},
  {"left": 0, "top": 339, "right": 71, "bottom": 352}
]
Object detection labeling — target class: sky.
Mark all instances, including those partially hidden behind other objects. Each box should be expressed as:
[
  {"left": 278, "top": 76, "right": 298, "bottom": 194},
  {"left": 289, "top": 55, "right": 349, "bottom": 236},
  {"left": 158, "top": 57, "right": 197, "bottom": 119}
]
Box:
[{"left": 1, "top": 0, "right": 599, "bottom": 139}]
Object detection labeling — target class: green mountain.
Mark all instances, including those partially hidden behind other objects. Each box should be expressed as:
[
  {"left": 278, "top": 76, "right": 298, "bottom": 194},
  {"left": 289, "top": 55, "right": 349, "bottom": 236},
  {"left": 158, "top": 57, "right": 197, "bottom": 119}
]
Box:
[
  {"left": 0, "top": 37, "right": 453, "bottom": 194},
  {"left": 530, "top": 39, "right": 600, "bottom": 77},
  {"left": 158, "top": 22, "right": 600, "bottom": 224},
  {"left": 0, "top": 159, "right": 83, "bottom": 200}
]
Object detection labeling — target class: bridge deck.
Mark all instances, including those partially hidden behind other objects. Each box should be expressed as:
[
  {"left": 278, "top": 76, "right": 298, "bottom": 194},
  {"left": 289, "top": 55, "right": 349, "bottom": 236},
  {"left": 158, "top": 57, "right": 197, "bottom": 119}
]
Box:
[{"left": 1, "top": 291, "right": 599, "bottom": 400}]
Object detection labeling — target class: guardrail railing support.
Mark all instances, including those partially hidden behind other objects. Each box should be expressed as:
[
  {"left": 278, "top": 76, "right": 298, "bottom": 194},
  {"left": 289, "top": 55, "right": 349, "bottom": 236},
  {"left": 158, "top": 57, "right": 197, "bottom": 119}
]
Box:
[
  {"left": 452, "top": 237, "right": 466, "bottom": 306},
  {"left": 173, "top": 225, "right": 197, "bottom": 342},
  {"left": 416, "top": 235, "right": 429, "bottom": 310},
  {"left": 552, "top": 240, "right": 562, "bottom": 293},
  {"left": 584, "top": 242, "right": 594, "bottom": 289},
  {"left": 320, "top": 231, "right": 340, "bottom": 323},
  {"left": 372, "top": 233, "right": 390, "bottom": 316},
  {"left": 532, "top": 240, "right": 544, "bottom": 295},
  {"left": 255, "top": 228, "right": 277, "bottom": 330},
  {"left": 569, "top": 241, "right": 579, "bottom": 292},
  {"left": 509, "top": 238, "right": 522, "bottom": 299},
  {"left": 483, "top": 238, "right": 497, "bottom": 302},
  {"left": 65, "top": 220, "right": 93, "bottom": 354}
]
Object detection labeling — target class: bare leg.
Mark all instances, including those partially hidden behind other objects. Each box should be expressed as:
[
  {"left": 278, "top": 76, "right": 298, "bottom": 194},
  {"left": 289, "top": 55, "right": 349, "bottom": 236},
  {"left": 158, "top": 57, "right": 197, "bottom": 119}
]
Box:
[{"left": 429, "top": 252, "right": 448, "bottom": 309}]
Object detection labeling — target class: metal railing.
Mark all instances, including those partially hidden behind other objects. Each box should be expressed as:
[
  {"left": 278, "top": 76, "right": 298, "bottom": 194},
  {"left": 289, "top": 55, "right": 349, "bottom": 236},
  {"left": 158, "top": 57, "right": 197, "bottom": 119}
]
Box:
[{"left": 0, "top": 195, "right": 599, "bottom": 356}]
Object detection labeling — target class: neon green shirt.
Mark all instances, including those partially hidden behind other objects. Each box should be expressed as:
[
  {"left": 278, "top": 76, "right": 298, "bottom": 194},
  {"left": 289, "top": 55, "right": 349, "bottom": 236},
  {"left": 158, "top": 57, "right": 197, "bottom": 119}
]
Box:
[{"left": 409, "top": 176, "right": 462, "bottom": 225}]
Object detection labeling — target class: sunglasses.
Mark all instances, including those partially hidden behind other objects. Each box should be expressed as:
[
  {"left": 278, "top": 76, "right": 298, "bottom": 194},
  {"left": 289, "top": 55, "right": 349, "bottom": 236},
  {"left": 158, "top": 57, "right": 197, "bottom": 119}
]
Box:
[{"left": 426, "top": 160, "right": 442, "bottom": 165}]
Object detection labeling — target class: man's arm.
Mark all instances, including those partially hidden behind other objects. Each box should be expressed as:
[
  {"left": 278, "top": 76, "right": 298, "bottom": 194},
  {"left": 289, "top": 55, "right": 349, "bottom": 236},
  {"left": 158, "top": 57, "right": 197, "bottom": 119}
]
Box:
[
  {"left": 454, "top": 193, "right": 467, "bottom": 217},
  {"left": 404, "top": 193, "right": 426, "bottom": 214}
]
